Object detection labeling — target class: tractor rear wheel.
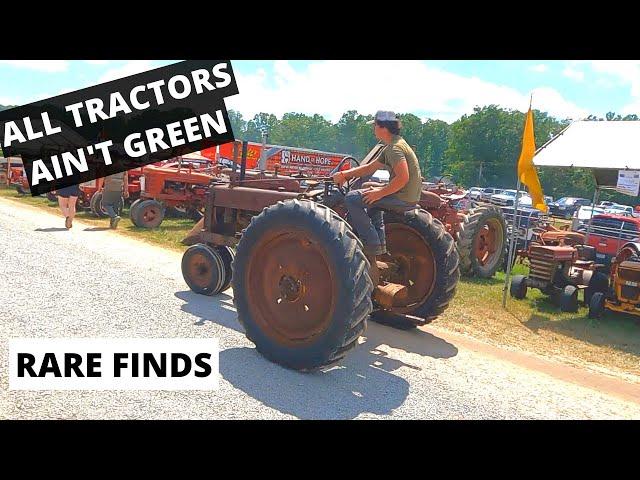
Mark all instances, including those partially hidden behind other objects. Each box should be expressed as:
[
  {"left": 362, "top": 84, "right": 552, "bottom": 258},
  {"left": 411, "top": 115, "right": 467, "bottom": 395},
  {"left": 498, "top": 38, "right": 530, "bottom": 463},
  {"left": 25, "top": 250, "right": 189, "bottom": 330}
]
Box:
[
  {"left": 131, "top": 199, "right": 165, "bottom": 228},
  {"left": 560, "top": 285, "right": 579, "bottom": 312},
  {"left": 233, "top": 199, "right": 373, "bottom": 371},
  {"left": 458, "top": 205, "right": 507, "bottom": 278},
  {"left": 370, "top": 209, "right": 460, "bottom": 329},
  {"left": 181, "top": 244, "right": 226, "bottom": 295},
  {"left": 584, "top": 271, "right": 609, "bottom": 305}
]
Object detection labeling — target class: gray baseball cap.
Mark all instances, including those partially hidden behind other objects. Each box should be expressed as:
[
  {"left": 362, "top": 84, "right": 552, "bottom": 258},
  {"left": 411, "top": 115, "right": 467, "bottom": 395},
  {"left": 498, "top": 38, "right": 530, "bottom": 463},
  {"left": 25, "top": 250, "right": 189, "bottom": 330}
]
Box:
[{"left": 366, "top": 111, "right": 399, "bottom": 124}]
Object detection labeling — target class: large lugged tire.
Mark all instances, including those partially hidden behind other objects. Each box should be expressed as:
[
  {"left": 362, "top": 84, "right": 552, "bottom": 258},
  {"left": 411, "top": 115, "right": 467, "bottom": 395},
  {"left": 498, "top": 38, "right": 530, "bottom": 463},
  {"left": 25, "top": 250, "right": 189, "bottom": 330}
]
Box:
[
  {"left": 232, "top": 199, "right": 373, "bottom": 371},
  {"left": 457, "top": 205, "right": 507, "bottom": 278},
  {"left": 131, "top": 199, "right": 165, "bottom": 228},
  {"left": 372, "top": 209, "right": 459, "bottom": 329}
]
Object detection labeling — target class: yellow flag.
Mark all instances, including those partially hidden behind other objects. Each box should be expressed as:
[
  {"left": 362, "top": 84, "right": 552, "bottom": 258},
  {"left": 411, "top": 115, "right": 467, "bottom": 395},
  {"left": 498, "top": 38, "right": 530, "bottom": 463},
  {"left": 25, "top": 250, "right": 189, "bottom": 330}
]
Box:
[{"left": 517, "top": 108, "right": 547, "bottom": 212}]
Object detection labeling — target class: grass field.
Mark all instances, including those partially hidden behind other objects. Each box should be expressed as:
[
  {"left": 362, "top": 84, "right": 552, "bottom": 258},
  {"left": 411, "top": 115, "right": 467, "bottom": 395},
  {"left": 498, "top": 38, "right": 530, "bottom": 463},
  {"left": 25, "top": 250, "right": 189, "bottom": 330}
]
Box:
[{"left": 3, "top": 186, "right": 640, "bottom": 381}]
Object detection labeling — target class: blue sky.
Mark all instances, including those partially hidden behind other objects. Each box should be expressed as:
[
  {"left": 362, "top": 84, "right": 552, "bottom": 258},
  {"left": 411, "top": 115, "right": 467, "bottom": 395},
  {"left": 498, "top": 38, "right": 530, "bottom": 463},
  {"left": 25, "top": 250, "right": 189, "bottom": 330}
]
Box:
[{"left": 1, "top": 60, "right": 638, "bottom": 124}]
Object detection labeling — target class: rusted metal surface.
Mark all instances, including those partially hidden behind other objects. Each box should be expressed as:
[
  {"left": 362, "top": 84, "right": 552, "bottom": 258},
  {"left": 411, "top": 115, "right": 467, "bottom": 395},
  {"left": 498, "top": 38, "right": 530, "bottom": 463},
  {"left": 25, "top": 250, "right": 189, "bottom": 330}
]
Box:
[
  {"left": 382, "top": 223, "right": 436, "bottom": 314},
  {"left": 181, "top": 218, "right": 205, "bottom": 246},
  {"left": 244, "top": 228, "right": 336, "bottom": 347},
  {"left": 373, "top": 282, "right": 409, "bottom": 309},
  {"left": 211, "top": 185, "right": 300, "bottom": 212},
  {"left": 199, "top": 232, "right": 239, "bottom": 247},
  {"left": 185, "top": 250, "right": 215, "bottom": 290}
]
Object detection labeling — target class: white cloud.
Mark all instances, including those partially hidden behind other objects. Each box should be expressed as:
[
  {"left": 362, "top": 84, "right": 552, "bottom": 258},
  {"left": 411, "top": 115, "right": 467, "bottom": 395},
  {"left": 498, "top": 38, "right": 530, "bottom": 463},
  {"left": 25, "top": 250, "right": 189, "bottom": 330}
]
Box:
[
  {"left": 530, "top": 64, "right": 548, "bottom": 73},
  {"left": 562, "top": 66, "right": 585, "bottom": 82},
  {"left": 225, "top": 60, "right": 587, "bottom": 124},
  {"left": 0, "top": 96, "right": 19, "bottom": 106},
  {"left": 0, "top": 60, "right": 69, "bottom": 73},
  {"left": 586, "top": 61, "right": 640, "bottom": 114},
  {"left": 98, "top": 61, "right": 156, "bottom": 83},
  {"left": 85, "top": 60, "right": 110, "bottom": 65}
]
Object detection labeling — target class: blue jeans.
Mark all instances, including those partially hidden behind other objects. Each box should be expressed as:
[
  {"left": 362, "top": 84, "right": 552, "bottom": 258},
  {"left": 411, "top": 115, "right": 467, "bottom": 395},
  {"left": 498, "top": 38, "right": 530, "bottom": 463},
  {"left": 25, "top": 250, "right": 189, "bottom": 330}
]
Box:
[
  {"left": 344, "top": 189, "right": 414, "bottom": 255},
  {"left": 101, "top": 190, "right": 121, "bottom": 219}
]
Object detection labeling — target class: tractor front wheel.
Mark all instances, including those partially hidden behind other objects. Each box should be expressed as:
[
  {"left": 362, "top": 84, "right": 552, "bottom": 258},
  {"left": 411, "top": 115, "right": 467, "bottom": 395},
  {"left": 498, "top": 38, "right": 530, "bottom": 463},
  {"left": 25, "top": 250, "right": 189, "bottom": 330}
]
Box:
[
  {"left": 510, "top": 275, "right": 528, "bottom": 299},
  {"left": 181, "top": 244, "right": 226, "bottom": 295},
  {"left": 131, "top": 199, "right": 165, "bottom": 228},
  {"left": 560, "top": 285, "right": 579, "bottom": 312},
  {"left": 588, "top": 292, "right": 606, "bottom": 319},
  {"left": 233, "top": 199, "right": 373, "bottom": 371}
]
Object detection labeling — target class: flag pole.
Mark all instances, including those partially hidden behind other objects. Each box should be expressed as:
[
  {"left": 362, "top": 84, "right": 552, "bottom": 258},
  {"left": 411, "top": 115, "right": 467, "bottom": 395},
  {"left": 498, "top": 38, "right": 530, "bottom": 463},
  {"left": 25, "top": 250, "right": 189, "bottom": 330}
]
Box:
[
  {"left": 502, "top": 178, "right": 522, "bottom": 307},
  {"left": 502, "top": 94, "right": 532, "bottom": 308}
]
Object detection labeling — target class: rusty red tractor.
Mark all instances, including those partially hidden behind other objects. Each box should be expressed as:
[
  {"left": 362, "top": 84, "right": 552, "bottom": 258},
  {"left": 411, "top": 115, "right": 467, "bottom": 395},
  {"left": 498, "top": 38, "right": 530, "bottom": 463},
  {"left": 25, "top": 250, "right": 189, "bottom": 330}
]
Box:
[
  {"left": 180, "top": 144, "right": 460, "bottom": 371},
  {"left": 419, "top": 184, "right": 507, "bottom": 279},
  {"left": 129, "top": 158, "right": 215, "bottom": 228},
  {"left": 510, "top": 229, "right": 609, "bottom": 312}
]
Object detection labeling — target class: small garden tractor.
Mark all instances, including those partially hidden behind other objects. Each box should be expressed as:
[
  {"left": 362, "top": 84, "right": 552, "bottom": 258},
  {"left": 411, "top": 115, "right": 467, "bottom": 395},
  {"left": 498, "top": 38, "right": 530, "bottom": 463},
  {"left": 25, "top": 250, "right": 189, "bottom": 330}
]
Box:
[
  {"left": 588, "top": 242, "right": 640, "bottom": 319},
  {"left": 180, "top": 144, "right": 460, "bottom": 371},
  {"left": 510, "top": 229, "right": 608, "bottom": 312}
]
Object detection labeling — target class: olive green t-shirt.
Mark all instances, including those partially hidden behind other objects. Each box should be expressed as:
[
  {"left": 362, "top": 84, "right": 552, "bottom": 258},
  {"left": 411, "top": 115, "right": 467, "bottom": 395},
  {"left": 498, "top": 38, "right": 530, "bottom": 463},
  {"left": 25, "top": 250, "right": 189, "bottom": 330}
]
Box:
[{"left": 377, "top": 136, "right": 422, "bottom": 203}]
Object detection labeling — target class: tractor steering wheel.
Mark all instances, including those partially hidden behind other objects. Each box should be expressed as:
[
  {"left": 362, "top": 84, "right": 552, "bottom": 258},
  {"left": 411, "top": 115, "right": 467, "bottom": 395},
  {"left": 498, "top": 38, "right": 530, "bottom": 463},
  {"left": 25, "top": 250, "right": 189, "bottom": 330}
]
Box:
[{"left": 330, "top": 156, "right": 359, "bottom": 195}]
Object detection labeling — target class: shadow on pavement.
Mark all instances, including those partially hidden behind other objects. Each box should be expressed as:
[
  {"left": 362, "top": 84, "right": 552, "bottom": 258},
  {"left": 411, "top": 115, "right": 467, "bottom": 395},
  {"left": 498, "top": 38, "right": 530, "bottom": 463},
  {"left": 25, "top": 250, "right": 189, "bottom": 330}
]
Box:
[
  {"left": 174, "top": 289, "right": 240, "bottom": 332},
  {"left": 175, "top": 288, "right": 459, "bottom": 419},
  {"left": 34, "top": 227, "right": 68, "bottom": 232}
]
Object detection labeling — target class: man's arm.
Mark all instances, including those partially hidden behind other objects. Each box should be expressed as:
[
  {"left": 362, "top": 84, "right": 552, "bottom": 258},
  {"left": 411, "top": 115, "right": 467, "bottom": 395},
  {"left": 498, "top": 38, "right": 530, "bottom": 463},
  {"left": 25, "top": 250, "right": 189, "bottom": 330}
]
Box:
[
  {"left": 362, "top": 159, "right": 410, "bottom": 205},
  {"left": 332, "top": 159, "right": 383, "bottom": 186}
]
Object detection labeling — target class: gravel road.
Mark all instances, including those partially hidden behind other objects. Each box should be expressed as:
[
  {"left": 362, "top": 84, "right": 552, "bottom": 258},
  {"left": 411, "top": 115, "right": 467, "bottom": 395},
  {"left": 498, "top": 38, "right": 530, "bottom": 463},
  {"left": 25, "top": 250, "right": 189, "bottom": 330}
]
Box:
[{"left": 1, "top": 197, "right": 640, "bottom": 419}]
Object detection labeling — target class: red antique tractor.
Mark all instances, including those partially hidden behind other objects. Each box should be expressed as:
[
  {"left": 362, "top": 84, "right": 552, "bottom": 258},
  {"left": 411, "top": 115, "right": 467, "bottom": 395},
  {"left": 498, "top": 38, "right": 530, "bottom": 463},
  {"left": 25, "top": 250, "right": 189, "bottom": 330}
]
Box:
[
  {"left": 510, "top": 228, "right": 609, "bottom": 311},
  {"left": 180, "top": 144, "right": 460, "bottom": 371},
  {"left": 129, "top": 158, "right": 215, "bottom": 228},
  {"left": 419, "top": 183, "right": 507, "bottom": 279}
]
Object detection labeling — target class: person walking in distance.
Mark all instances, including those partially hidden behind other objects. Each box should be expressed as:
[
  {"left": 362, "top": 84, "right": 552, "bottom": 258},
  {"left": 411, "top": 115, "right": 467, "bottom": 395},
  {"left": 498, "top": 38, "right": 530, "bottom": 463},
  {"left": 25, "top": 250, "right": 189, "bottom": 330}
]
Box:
[
  {"left": 102, "top": 170, "right": 128, "bottom": 229},
  {"left": 332, "top": 111, "right": 422, "bottom": 283},
  {"left": 56, "top": 183, "right": 81, "bottom": 229}
]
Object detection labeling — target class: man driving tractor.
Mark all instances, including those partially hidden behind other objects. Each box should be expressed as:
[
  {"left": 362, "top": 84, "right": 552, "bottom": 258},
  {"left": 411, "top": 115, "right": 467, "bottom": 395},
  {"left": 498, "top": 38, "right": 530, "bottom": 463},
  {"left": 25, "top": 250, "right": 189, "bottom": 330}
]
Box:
[{"left": 332, "top": 110, "right": 422, "bottom": 281}]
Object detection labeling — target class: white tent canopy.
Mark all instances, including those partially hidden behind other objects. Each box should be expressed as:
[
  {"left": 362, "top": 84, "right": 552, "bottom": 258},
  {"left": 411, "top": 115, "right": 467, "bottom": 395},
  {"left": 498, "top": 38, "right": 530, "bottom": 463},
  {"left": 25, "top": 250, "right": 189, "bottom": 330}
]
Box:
[{"left": 533, "top": 120, "right": 640, "bottom": 170}]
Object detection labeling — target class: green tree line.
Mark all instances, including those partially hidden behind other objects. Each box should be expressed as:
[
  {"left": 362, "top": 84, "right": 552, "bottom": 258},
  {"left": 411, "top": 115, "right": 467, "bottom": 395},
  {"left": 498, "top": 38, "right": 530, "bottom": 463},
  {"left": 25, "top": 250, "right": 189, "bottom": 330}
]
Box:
[{"left": 229, "top": 106, "right": 640, "bottom": 205}]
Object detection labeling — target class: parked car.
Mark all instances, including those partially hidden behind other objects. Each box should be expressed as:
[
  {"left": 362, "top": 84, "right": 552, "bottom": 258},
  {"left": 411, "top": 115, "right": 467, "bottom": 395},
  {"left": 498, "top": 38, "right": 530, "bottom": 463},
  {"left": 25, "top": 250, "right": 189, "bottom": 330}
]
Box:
[
  {"left": 598, "top": 201, "right": 616, "bottom": 209},
  {"left": 548, "top": 197, "right": 591, "bottom": 219},
  {"left": 467, "top": 187, "right": 484, "bottom": 201},
  {"left": 605, "top": 204, "right": 636, "bottom": 217},
  {"left": 571, "top": 205, "right": 606, "bottom": 231},
  {"left": 480, "top": 187, "right": 504, "bottom": 202},
  {"left": 578, "top": 213, "right": 640, "bottom": 267},
  {"left": 490, "top": 189, "right": 530, "bottom": 207}
]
